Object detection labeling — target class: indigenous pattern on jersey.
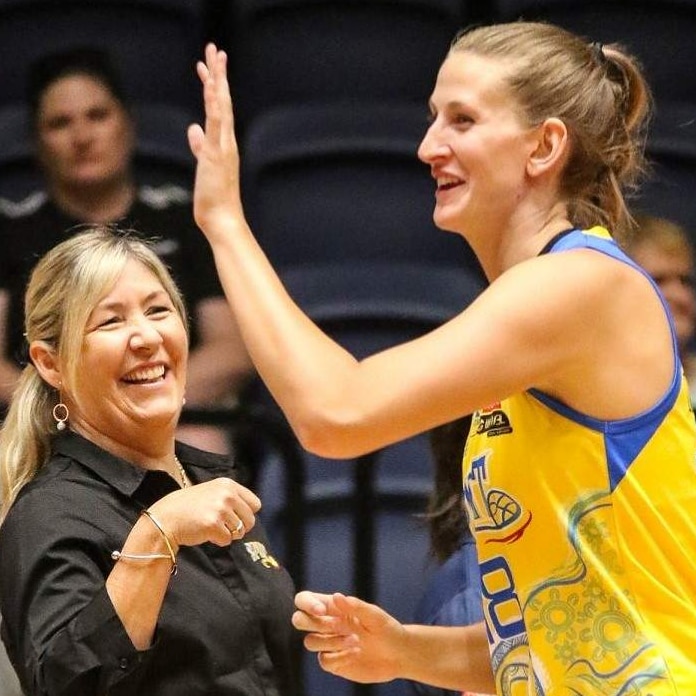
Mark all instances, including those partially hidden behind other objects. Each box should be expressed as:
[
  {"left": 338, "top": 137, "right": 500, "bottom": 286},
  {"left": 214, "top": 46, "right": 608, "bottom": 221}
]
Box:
[{"left": 462, "top": 227, "right": 696, "bottom": 695}]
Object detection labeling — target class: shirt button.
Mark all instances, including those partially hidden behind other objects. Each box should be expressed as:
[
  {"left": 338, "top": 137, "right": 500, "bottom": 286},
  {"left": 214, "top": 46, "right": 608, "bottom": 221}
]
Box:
[{"left": 119, "top": 658, "right": 129, "bottom": 670}]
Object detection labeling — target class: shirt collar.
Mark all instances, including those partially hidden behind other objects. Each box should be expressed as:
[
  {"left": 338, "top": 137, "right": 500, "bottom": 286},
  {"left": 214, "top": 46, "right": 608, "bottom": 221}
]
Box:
[{"left": 51, "top": 431, "right": 236, "bottom": 497}]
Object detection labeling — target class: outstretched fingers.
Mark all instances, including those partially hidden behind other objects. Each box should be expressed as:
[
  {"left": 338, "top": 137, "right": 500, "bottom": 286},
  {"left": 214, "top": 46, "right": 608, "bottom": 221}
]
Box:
[
  {"left": 332, "top": 593, "right": 392, "bottom": 635},
  {"left": 294, "top": 592, "right": 404, "bottom": 684},
  {"left": 189, "top": 44, "right": 234, "bottom": 157},
  {"left": 318, "top": 647, "right": 367, "bottom": 680},
  {"left": 209, "top": 44, "right": 234, "bottom": 152},
  {"left": 189, "top": 42, "right": 245, "bottom": 234},
  {"left": 303, "top": 627, "right": 360, "bottom": 652},
  {"left": 294, "top": 590, "right": 332, "bottom": 617},
  {"left": 293, "top": 592, "right": 374, "bottom": 640},
  {"left": 201, "top": 44, "right": 222, "bottom": 150}
]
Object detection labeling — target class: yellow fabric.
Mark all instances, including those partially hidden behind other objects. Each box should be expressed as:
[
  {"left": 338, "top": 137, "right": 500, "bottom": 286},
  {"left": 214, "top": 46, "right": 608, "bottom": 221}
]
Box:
[{"left": 462, "top": 229, "right": 696, "bottom": 695}]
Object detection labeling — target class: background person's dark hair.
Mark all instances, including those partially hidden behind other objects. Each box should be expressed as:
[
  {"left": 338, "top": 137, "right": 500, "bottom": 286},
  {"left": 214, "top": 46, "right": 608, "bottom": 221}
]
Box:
[
  {"left": 424, "top": 415, "right": 472, "bottom": 563},
  {"left": 27, "top": 46, "right": 131, "bottom": 127}
]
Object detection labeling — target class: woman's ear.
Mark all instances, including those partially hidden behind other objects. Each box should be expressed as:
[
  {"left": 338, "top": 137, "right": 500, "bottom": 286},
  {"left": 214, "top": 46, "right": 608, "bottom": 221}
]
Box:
[
  {"left": 527, "top": 117, "right": 568, "bottom": 179},
  {"left": 29, "top": 341, "right": 62, "bottom": 390}
]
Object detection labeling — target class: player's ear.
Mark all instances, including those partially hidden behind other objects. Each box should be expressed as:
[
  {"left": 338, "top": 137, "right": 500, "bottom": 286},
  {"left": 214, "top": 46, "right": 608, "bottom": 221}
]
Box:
[{"left": 526, "top": 117, "right": 568, "bottom": 179}]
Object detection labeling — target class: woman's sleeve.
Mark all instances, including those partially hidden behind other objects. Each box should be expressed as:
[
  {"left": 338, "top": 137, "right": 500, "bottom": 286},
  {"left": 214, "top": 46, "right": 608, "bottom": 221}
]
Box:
[{"left": 0, "top": 491, "right": 156, "bottom": 695}]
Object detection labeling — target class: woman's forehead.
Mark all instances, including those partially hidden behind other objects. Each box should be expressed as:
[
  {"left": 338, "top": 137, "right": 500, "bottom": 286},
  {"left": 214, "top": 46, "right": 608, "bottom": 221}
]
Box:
[{"left": 431, "top": 52, "right": 516, "bottom": 109}]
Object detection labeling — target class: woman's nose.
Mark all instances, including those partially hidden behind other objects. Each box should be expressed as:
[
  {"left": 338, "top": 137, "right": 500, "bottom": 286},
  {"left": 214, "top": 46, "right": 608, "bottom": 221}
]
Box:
[
  {"left": 71, "top": 121, "right": 95, "bottom": 147},
  {"left": 128, "top": 319, "right": 163, "bottom": 351},
  {"left": 417, "top": 122, "right": 446, "bottom": 164}
]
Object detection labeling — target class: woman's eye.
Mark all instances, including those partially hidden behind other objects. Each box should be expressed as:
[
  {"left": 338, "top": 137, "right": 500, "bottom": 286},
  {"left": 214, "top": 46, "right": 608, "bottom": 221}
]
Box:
[
  {"left": 87, "top": 107, "right": 111, "bottom": 123},
  {"left": 147, "top": 305, "right": 172, "bottom": 317},
  {"left": 43, "top": 115, "right": 71, "bottom": 132},
  {"left": 453, "top": 114, "right": 473, "bottom": 126},
  {"left": 94, "top": 315, "right": 120, "bottom": 329}
]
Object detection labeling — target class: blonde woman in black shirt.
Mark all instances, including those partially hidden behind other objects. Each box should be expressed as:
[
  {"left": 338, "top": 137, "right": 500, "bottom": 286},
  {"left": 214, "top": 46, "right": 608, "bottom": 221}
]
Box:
[{"left": 0, "top": 227, "right": 297, "bottom": 696}]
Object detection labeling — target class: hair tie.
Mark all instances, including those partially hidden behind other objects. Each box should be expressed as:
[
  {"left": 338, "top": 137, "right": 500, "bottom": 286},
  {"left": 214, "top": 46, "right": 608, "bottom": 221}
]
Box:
[{"left": 590, "top": 41, "right": 607, "bottom": 67}]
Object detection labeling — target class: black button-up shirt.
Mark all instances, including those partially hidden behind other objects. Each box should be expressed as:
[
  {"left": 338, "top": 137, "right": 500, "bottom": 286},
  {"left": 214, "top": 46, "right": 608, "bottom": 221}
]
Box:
[{"left": 0, "top": 432, "right": 299, "bottom": 695}]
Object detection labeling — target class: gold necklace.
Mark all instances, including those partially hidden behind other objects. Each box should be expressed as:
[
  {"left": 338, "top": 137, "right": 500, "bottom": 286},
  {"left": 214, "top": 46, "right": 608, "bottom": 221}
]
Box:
[{"left": 174, "top": 455, "right": 190, "bottom": 488}]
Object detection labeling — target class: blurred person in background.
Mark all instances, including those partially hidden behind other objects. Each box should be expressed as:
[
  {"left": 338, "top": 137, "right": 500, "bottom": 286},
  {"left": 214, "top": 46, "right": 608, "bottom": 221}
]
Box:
[
  {"left": 0, "top": 46, "right": 253, "bottom": 453},
  {"left": 623, "top": 213, "right": 696, "bottom": 403}
]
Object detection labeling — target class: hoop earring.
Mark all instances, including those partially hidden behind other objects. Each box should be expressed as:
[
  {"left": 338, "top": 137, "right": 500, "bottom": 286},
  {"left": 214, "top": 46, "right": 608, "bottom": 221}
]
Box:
[{"left": 52, "top": 403, "right": 69, "bottom": 431}]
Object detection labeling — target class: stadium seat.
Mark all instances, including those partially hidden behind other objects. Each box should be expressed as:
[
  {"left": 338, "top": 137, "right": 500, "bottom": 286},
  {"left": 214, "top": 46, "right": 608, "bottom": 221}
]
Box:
[
  {"left": 0, "top": 104, "right": 39, "bottom": 204},
  {"left": 633, "top": 101, "right": 696, "bottom": 239},
  {"left": 491, "top": 0, "right": 696, "bottom": 108},
  {"left": 240, "top": 102, "right": 484, "bottom": 275},
  {"left": 220, "top": 0, "right": 473, "bottom": 137},
  {"left": 0, "top": 0, "right": 206, "bottom": 114},
  {"left": 249, "top": 264, "right": 484, "bottom": 696}
]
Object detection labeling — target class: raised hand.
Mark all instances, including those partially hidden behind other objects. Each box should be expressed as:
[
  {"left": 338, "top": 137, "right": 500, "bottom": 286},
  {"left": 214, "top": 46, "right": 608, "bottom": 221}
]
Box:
[
  {"left": 188, "top": 43, "right": 245, "bottom": 241},
  {"left": 293, "top": 591, "right": 406, "bottom": 684}
]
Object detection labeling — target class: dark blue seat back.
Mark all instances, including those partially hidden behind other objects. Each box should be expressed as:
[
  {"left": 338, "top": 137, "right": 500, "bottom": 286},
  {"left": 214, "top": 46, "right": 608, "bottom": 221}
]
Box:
[
  {"left": 0, "top": 0, "right": 205, "bottom": 114},
  {"left": 220, "top": 0, "right": 473, "bottom": 137}
]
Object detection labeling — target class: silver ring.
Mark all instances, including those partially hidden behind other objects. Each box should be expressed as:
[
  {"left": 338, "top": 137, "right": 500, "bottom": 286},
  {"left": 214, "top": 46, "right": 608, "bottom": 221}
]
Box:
[{"left": 233, "top": 519, "right": 245, "bottom": 535}]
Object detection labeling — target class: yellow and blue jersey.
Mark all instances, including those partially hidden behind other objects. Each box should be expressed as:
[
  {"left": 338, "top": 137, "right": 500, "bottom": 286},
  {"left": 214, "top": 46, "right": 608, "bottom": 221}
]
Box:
[{"left": 463, "top": 228, "right": 696, "bottom": 695}]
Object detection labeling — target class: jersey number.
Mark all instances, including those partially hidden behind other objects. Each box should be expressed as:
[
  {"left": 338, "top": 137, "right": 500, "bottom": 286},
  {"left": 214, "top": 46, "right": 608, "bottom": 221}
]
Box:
[{"left": 480, "top": 556, "right": 525, "bottom": 641}]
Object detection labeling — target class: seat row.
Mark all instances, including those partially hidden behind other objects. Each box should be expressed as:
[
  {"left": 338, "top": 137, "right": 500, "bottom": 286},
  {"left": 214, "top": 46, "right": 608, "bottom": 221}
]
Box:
[
  {"left": 1, "top": 0, "right": 694, "bottom": 224},
  {"left": 2, "top": 0, "right": 693, "bottom": 118}
]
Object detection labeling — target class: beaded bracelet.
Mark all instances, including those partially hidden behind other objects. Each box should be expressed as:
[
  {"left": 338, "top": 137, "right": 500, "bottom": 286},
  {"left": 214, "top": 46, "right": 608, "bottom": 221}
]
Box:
[{"left": 111, "top": 509, "right": 179, "bottom": 575}]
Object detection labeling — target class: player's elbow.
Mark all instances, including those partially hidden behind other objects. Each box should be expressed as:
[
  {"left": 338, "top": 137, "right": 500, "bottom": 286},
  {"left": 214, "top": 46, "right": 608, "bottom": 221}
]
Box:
[{"left": 290, "top": 406, "right": 372, "bottom": 460}]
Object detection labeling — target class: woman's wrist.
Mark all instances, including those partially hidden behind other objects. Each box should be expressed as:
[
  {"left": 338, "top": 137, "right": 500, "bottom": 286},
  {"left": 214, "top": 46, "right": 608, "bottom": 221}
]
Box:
[
  {"left": 114, "top": 509, "right": 180, "bottom": 575},
  {"left": 141, "top": 510, "right": 178, "bottom": 561}
]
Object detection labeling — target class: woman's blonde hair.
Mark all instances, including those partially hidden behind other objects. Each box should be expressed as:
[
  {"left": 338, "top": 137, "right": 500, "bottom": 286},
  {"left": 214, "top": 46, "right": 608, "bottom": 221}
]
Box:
[
  {"left": 450, "top": 21, "right": 652, "bottom": 240},
  {"left": 0, "top": 225, "right": 189, "bottom": 520}
]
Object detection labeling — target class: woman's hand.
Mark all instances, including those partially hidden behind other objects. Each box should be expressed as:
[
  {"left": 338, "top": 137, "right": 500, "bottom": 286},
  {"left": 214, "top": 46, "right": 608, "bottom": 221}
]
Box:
[
  {"left": 107, "top": 477, "right": 260, "bottom": 650},
  {"left": 187, "top": 43, "right": 245, "bottom": 241},
  {"left": 293, "top": 591, "right": 407, "bottom": 684},
  {"left": 148, "top": 477, "right": 261, "bottom": 549}
]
